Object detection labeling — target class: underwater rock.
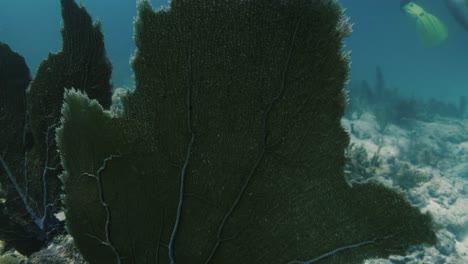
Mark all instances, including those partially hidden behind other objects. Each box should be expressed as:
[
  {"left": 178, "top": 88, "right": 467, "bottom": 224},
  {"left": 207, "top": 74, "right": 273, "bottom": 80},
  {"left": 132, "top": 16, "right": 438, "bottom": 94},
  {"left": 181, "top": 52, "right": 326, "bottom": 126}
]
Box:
[
  {"left": 27, "top": 235, "right": 85, "bottom": 264},
  {"left": 435, "top": 230, "right": 457, "bottom": 256}
]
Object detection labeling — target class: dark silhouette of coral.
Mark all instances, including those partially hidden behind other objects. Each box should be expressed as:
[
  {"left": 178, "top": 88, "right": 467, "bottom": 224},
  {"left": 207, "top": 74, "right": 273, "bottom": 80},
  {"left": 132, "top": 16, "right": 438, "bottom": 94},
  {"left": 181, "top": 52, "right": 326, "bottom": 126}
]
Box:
[
  {"left": 0, "top": 0, "right": 112, "bottom": 255},
  {"left": 57, "top": 0, "right": 435, "bottom": 263}
]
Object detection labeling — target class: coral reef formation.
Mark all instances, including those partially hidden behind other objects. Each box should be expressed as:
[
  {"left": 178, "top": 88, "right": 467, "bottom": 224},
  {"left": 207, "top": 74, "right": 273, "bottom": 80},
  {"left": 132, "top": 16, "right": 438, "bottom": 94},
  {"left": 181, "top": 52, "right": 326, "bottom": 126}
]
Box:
[
  {"left": 343, "top": 107, "right": 468, "bottom": 263},
  {"left": 0, "top": 0, "right": 112, "bottom": 255},
  {"left": 56, "top": 0, "right": 435, "bottom": 263}
]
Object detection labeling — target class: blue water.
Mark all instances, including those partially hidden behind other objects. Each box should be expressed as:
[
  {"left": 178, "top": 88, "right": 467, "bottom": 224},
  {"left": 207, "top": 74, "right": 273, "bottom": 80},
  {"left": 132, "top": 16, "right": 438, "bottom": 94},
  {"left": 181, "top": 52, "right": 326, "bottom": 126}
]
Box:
[
  {"left": 1, "top": 0, "right": 467, "bottom": 101},
  {"left": 341, "top": 0, "right": 468, "bottom": 102},
  {"left": 0, "top": 0, "right": 167, "bottom": 88}
]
